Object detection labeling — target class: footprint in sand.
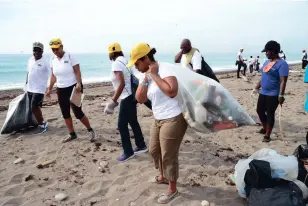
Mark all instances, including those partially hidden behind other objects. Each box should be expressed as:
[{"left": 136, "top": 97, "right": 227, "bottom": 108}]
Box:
[
  {"left": 3, "top": 184, "right": 25, "bottom": 196},
  {"left": 8, "top": 174, "right": 25, "bottom": 185},
  {"left": 0, "top": 197, "right": 25, "bottom": 206}
]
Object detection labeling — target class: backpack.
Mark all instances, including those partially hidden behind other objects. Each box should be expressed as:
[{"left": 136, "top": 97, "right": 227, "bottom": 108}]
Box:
[{"left": 117, "top": 60, "right": 152, "bottom": 110}]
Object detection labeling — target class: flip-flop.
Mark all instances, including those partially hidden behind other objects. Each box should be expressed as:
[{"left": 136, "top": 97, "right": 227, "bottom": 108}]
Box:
[
  {"left": 157, "top": 190, "right": 179, "bottom": 204},
  {"left": 154, "top": 176, "right": 169, "bottom": 185}
]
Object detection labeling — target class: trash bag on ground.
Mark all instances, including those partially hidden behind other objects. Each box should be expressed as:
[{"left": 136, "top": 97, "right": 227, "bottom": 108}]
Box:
[
  {"left": 234, "top": 148, "right": 298, "bottom": 198},
  {"left": 248, "top": 181, "right": 305, "bottom": 206},
  {"left": 170, "top": 63, "right": 255, "bottom": 133},
  {"left": 1, "top": 93, "right": 38, "bottom": 135},
  {"left": 293, "top": 136, "right": 308, "bottom": 187}
]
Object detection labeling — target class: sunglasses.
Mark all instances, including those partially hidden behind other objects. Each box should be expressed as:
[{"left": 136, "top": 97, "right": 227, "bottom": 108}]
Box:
[{"left": 49, "top": 41, "right": 62, "bottom": 46}]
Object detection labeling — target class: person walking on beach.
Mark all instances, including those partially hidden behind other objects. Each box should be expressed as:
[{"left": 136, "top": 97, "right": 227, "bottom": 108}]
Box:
[
  {"left": 252, "top": 40, "right": 289, "bottom": 142},
  {"left": 128, "top": 43, "right": 187, "bottom": 204},
  {"left": 106, "top": 43, "right": 148, "bottom": 162},
  {"left": 236, "top": 48, "right": 247, "bottom": 78},
  {"left": 302, "top": 49, "right": 307, "bottom": 69},
  {"left": 174, "top": 39, "right": 202, "bottom": 73},
  {"left": 248, "top": 56, "right": 255, "bottom": 73},
  {"left": 255, "top": 56, "right": 260, "bottom": 72},
  {"left": 26, "top": 42, "right": 49, "bottom": 134},
  {"left": 46, "top": 38, "right": 96, "bottom": 143}
]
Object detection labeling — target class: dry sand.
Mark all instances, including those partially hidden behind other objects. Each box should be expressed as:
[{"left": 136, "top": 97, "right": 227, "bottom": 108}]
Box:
[{"left": 0, "top": 64, "right": 306, "bottom": 206}]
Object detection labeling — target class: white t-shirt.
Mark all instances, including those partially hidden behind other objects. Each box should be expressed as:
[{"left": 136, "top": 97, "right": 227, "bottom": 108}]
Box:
[
  {"left": 111, "top": 56, "right": 132, "bottom": 100},
  {"left": 237, "top": 51, "right": 243, "bottom": 61},
  {"left": 180, "top": 50, "right": 202, "bottom": 71},
  {"left": 51, "top": 52, "right": 78, "bottom": 88},
  {"left": 146, "top": 62, "right": 182, "bottom": 120},
  {"left": 249, "top": 58, "right": 255, "bottom": 65},
  {"left": 27, "top": 56, "right": 50, "bottom": 94}
]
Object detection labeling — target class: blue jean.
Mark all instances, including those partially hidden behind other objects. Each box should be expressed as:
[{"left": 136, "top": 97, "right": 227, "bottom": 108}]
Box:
[{"left": 118, "top": 95, "right": 146, "bottom": 156}]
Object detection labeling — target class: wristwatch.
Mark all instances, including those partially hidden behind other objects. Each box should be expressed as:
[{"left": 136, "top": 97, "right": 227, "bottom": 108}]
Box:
[{"left": 279, "top": 94, "right": 285, "bottom": 98}]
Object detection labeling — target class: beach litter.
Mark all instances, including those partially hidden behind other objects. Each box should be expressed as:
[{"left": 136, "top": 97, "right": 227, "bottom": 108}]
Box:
[
  {"left": 14, "top": 158, "right": 24, "bottom": 164},
  {"left": 36, "top": 159, "right": 56, "bottom": 169},
  {"left": 55, "top": 193, "right": 68, "bottom": 201}
]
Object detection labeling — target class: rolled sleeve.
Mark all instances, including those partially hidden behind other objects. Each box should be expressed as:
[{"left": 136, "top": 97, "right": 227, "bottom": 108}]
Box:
[{"left": 192, "top": 51, "right": 202, "bottom": 71}]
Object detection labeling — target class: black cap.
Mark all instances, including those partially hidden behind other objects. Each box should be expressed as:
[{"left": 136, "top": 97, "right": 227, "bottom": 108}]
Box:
[{"left": 261, "top": 40, "right": 281, "bottom": 53}]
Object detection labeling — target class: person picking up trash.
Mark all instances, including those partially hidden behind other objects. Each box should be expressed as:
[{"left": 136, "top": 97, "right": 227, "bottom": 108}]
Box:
[
  {"left": 252, "top": 40, "right": 289, "bottom": 142},
  {"left": 105, "top": 43, "right": 148, "bottom": 162},
  {"left": 26, "top": 42, "right": 50, "bottom": 134}
]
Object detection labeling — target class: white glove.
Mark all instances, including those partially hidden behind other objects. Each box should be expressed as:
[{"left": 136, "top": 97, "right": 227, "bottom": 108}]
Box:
[{"left": 104, "top": 99, "right": 119, "bottom": 114}]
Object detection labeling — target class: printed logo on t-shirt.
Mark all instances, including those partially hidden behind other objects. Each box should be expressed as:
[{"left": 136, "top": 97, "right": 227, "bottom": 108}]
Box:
[
  {"left": 38, "top": 64, "right": 42, "bottom": 67},
  {"left": 64, "top": 60, "right": 69, "bottom": 63}
]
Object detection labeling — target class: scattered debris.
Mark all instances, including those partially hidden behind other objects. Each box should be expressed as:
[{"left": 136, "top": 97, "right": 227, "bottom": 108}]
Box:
[
  {"left": 36, "top": 160, "right": 56, "bottom": 169},
  {"left": 14, "top": 158, "right": 24, "bottom": 164},
  {"left": 90, "top": 201, "right": 97, "bottom": 206},
  {"left": 55, "top": 193, "right": 68, "bottom": 201},
  {"left": 25, "top": 174, "right": 34, "bottom": 182},
  {"left": 99, "top": 161, "right": 109, "bottom": 168},
  {"left": 98, "top": 167, "right": 106, "bottom": 173},
  {"left": 201, "top": 200, "right": 210, "bottom": 206}
]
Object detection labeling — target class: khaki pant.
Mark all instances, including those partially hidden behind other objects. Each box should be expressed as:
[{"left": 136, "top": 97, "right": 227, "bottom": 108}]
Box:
[{"left": 149, "top": 114, "right": 188, "bottom": 181}]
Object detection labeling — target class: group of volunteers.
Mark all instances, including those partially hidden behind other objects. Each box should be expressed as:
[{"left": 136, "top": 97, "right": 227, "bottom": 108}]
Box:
[{"left": 25, "top": 37, "right": 290, "bottom": 203}]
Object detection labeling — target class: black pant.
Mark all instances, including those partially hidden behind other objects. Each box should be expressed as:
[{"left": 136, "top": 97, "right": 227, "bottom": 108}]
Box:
[
  {"left": 302, "top": 60, "right": 308, "bottom": 69},
  {"left": 257, "top": 94, "right": 279, "bottom": 128},
  {"left": 118, "top": 95, "right": 146, "bottom": 156},
  {"left": 237, "top": 61, "right": 247, "bottom": 78},
  {"left": 56, "top": 84, "right": 85, "bottom": 119},
  {"left": 249, "top": 65, "right": 254, "bottom": 73}
]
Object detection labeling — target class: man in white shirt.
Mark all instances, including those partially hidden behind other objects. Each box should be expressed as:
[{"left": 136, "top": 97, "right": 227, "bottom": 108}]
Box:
[
  {"left": 302, "top": 49, "right": 307, "bottom": 69},
  {"left": 26, "top": 42, "right": 49, "bottom": 134},
  {"left": 248, "top": 56, "right": 256, "bottom": 73},
  {"left": 236, "top": 48, "right": 247, "bottom": 78},
  {"left": 174, "top": 39, "right": 202, "bottom": 73}
]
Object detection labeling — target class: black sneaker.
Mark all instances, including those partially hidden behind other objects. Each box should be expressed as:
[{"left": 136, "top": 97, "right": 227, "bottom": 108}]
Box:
[
  {"left": 62, "top": 134, "right": 77, "bottom": 143},
  {"left": 34, "top": 122, "right": 48, "bottom": 135},
  {"left": 262, "top": 135, "right": 271, "bottom": 142}
]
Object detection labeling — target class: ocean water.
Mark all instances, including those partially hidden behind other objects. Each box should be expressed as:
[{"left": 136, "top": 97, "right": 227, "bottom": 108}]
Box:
[{"left": 0, "top": 52, "right": 302, "bottom": 90}]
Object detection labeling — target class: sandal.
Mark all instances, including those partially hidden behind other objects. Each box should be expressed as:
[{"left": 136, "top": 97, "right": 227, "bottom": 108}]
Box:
[
  {"left": 154, "top": 176, "right": 169, "bottom": 185},
  {"left": 157, "top": 190, "right": 179, "bottom": 204},
  {"left": 62, "top": 135, "right": 77, "bottom": 143}
]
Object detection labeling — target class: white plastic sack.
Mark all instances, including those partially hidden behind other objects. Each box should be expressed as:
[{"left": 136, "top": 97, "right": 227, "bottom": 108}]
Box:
[
  {"left": 0, "top": 93, "right": 37, "bottom": 135},
  {"left": 169, "top": 64, "right": 255, "bottom": 133},
  {"left": 234, "top": 148, "right": 299, "bottom": 198}
]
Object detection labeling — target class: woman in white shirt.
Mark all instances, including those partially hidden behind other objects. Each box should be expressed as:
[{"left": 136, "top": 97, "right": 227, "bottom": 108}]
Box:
[
  {"left": 46, "top": 38, "right": 95, "bottom": 143},
  {"left": 105, "top": 43, "right": 147, "bottom": 162},
  {"left": 127, "top": 43, "right": 187, "bottom": 204}
]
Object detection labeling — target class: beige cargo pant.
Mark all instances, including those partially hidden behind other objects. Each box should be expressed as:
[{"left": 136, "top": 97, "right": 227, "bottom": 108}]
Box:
[{"left": 149, "top": 114, "right": 188, "bottom": 181}]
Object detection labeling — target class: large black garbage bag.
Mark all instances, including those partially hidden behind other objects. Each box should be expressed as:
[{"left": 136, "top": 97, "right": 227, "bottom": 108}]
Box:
[
  {"left": 1, "top": 93, "right": 38, "bottom": 135},
  {"left": 248, "top": 182, "right": 305, "bottom": 206},
  {"left": 293, "top": 135, "right": 308, "bottom": 187}
]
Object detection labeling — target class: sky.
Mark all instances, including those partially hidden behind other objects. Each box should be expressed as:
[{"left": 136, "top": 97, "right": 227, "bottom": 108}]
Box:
[{"left": 0, "top": 0, "right": 307, "bottom": 54}]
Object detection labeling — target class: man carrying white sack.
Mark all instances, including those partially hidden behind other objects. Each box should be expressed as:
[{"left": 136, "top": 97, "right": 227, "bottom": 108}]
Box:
[{"left": 26, "top": 42, "right": 49, "bottom": 134}]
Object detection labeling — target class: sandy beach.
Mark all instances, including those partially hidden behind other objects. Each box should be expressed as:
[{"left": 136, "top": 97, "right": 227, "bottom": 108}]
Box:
[{"left": 0, "top": 64, "right": 306, "bottom": 206}]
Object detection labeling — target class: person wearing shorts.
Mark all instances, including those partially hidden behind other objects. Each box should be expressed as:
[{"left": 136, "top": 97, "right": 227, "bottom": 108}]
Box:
[
  {"left": 46, "top": 38, "right": 95, "bottom": 143},
  {"left": 26, "top": 42, "right": 49, "bottom": 134},
  {"left": 127, "top": 43, "right": 187, "bottom": 204}
]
